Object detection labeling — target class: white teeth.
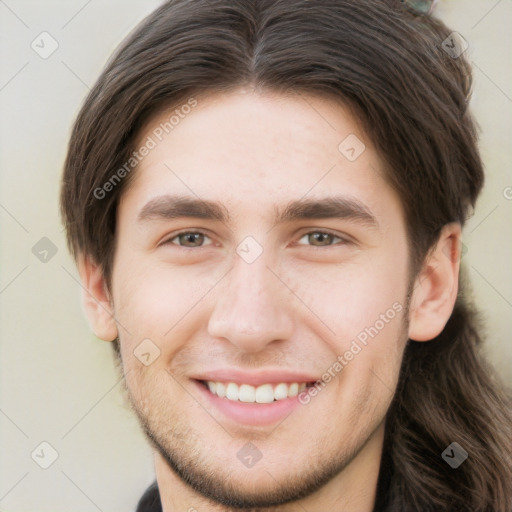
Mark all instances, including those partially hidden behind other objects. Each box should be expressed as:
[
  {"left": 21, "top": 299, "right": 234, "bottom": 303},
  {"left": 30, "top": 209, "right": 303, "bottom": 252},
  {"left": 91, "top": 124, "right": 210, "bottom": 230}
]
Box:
[
  {"left": 273, "top": 383, "right": 288, "bottom": 400},
  {"left": 239, "top": 384, "right": 255, "bottom": 403},
  {"left": 288, "top": 383, "right": 299, "bottom": 397},
  {"left": 255, "top": 384, "right": 274, "bottom": 404},
  {"left": 216, "top": 382, "right": 226, "bottom": 398},
  {"left": 204, "top": 381, "right": 310, "bottom": 403},
  {"left": 226, "top": 382, "right": 239, "bottom": 400}
]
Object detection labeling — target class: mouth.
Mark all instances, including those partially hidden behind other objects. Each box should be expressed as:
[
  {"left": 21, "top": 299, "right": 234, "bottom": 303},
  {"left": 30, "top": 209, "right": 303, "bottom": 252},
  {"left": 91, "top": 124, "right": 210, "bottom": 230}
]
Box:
[
  {"left": 198, "top": 380, "right": 315, "bottom": 404},
  {"left": 194, "top": 378, "right": 316, "bottom": 426},
  {"left": 190, "top": 369, "right": 319, "bottom": 426}
]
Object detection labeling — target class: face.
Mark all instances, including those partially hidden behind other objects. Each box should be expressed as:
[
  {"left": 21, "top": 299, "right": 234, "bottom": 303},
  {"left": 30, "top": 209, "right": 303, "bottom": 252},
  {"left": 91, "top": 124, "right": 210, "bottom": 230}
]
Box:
[{"left": 111, "top": 89, "right": 412, "bottom": 508}]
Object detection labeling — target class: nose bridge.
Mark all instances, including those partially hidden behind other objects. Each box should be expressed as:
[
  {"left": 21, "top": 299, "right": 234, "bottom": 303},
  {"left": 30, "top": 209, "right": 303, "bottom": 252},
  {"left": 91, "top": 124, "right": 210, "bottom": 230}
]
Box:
[{"left": 207, "top": 252, "right": 293, "bottom": 352}]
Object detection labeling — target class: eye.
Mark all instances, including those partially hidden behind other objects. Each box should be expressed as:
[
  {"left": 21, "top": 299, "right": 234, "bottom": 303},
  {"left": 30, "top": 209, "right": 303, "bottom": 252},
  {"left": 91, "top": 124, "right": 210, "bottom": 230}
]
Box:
[
  {"left": 297, "top": 231, "right": 348, "bottom": 247},
  {"left": 163, "top": 230, "right": 213, "bottom": 248}
]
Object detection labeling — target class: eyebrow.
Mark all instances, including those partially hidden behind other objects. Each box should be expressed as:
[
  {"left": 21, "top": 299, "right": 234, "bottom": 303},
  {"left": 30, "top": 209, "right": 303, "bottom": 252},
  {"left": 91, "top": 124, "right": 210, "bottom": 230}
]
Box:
[
  {"left": 137, "top": 194, "right": 379, "bottom": 229},
  {"left": 138, "top": 194, "right": 229, "bottom": 223},
  {"left": 278, "top": 196, "right": 379, "bottom": 229}
]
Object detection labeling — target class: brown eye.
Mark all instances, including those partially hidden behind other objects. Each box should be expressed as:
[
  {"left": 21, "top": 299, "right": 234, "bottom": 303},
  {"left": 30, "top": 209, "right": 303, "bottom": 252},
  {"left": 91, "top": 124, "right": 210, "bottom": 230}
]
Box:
[
  {"left": 166, "top": 231, "right": 211, "bottom": 247},
  {"left": 298, "top": 231, "right": 344, "bottom": 247}
]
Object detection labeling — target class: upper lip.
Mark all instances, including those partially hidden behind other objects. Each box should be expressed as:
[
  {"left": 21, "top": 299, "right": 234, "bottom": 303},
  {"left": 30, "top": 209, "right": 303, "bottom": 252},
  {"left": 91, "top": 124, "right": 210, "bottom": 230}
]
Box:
[{"left": 191, "top": 368, "right": 319, "bottom": 386}]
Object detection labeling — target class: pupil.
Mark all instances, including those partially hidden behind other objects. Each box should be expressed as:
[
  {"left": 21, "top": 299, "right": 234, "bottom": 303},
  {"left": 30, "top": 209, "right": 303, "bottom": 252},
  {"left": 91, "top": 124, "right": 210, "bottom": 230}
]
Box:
[
  {"left": 311, "top": 232, "right": 331, "bottom": 245},
  {"left": 182, "top": 233, "right": 203, "bottom": 246}
]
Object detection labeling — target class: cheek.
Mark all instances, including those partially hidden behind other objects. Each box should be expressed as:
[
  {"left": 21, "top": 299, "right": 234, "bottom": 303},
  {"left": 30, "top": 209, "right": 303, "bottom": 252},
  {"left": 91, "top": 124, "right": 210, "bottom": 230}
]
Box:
[
  {"left": 111, "top": 258, "right": 221, "bottom": 352},
  {"left": 330, "top": 305, "right": 408, "bottom": 432},
  {"left": 284, "top": 252, "right": 408, "bottom": 349}
]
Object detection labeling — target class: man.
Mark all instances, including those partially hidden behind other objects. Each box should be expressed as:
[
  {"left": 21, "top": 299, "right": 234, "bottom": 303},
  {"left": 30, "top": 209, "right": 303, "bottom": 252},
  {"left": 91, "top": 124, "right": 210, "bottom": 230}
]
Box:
[{"left": 60, "top": 0, "right": 512, "bottom": 510}]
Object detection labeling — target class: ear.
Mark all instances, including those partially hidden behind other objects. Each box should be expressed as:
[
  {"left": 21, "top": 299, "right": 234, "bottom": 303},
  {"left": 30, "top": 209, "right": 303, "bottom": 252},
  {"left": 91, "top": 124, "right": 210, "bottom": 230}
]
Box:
[
  {"left": 77, "top": 255, "right": 118, "bottom": 342},
  {"left": 408, "top": 223, "right": 462, "bottom": 342}
]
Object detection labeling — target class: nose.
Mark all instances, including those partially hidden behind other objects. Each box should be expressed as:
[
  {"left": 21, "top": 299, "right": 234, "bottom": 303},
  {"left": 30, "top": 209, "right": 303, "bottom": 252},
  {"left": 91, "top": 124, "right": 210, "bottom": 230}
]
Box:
[{"left": 207, "top": 255, "right": 294, "bottom": 353}]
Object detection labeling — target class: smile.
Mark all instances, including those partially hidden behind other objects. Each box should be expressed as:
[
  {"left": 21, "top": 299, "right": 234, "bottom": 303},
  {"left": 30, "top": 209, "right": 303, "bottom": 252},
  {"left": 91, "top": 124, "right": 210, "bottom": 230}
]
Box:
[{"left": 201, "top": 380, "right": 311, "bottom": 403}]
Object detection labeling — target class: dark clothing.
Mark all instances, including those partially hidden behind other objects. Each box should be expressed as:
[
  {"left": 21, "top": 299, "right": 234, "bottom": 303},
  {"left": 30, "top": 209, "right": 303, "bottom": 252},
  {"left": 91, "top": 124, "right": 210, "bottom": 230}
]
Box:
[{"left": 136, "top": 481, "right": 162, "bottom": 512}]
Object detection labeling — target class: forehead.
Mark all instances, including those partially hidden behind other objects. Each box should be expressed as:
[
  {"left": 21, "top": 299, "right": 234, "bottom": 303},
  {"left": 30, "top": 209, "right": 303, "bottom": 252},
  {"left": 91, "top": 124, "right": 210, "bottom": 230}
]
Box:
[{"left": 120, "top": 90, "right": 402, "bottom": 226}]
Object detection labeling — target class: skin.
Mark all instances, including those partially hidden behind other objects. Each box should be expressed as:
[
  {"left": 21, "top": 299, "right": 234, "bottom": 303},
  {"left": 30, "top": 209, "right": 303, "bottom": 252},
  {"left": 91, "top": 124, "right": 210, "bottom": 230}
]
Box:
[{"left": 79, "top": 89, "right": 461, "bottom": 511}]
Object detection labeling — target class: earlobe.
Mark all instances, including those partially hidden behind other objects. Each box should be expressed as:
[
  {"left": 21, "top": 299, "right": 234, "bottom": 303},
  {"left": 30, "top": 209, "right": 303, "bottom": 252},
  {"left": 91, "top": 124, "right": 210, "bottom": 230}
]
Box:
[
  {"left": 408, "top": 223, "right": 462, "bottom": 342},
  {"left": 77, "top": 255, "right": 118, "bottom": 342}
]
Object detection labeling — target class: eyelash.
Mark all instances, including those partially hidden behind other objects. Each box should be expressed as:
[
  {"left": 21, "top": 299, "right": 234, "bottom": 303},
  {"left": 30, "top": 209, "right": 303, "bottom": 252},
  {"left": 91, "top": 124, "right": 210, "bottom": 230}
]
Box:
[{"left": 161, "top": 229, "right": 351, "bottom": 249}]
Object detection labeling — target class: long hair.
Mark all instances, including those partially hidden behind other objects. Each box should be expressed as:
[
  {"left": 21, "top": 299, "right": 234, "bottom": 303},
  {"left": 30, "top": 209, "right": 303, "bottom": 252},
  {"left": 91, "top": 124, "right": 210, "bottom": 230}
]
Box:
[
  {"left": 381, "top": 268, "right": 512, "bottom": 511},
  {"left": 60, "top": 1, "right": 512, "bottom": 510}
]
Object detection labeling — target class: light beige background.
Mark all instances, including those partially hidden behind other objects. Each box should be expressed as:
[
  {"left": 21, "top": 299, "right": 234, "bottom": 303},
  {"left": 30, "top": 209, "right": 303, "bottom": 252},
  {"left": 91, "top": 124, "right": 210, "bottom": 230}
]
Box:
[{"left": 0, "top": 1, "right": 511, "bottom": 511}]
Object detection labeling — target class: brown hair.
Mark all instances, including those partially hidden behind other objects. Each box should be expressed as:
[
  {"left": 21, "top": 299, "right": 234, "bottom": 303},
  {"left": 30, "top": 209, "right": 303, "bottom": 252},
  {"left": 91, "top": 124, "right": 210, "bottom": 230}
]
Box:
[{"left": 60, "top": 0, "right": 512, "bottom": 510}]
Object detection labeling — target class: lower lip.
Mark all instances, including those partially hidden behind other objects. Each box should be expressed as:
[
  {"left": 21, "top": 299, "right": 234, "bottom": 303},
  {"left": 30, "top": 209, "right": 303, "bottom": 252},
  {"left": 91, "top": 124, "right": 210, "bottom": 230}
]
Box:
[{"left": 194, "top": 380, "right": 304, "bottom": 427}]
